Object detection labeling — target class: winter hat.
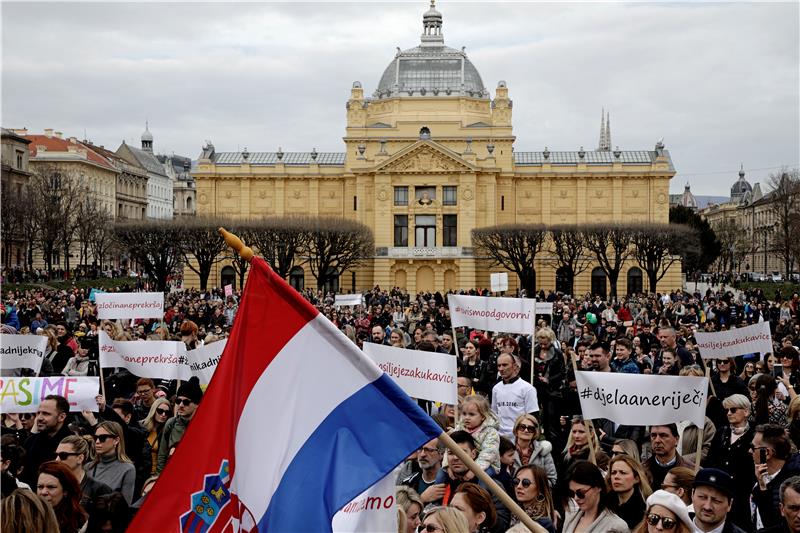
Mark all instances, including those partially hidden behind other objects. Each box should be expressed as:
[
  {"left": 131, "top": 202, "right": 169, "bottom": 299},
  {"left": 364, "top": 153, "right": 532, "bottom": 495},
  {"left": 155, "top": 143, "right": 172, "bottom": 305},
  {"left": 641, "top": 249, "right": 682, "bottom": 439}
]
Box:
[
  {"left": 645, "top": 490, "right": 693, "bottom": 531},
  {"left": 176, "top": 376, "right": 203, "bottom": 404}
]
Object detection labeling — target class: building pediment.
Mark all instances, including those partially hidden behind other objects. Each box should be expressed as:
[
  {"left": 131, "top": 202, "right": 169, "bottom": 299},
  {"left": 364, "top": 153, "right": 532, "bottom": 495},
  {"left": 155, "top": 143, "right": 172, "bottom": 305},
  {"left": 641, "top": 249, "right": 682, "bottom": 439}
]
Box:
[{"left": 373, "top": 141, "right": 476, "bottom": 174}]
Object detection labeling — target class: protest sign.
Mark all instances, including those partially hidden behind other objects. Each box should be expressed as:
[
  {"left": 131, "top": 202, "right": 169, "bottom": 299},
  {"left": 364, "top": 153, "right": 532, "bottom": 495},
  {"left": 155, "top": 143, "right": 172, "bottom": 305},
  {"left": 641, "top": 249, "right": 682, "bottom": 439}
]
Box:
[
  {"left": 0, "top": 376, "right": 100, "bottom": 413},
  {"left": 575, "top": 371, "right": 708, "bottom": 427},
  {"left": 332, "top": 468, "right": 399, "bottom": 533},
  {"left": 99, "top": 331, "right": 189, "bottom": 380},
  {"left": 224, "top": 284, "right": 233, "bottom": 297},
  {"left": 334, "top": 294, "right": 364, "bottom": 307},
  {"left": 448, "top": 294, "right": 534, "bottom": 334},
  {"left": 185, "top": 339, "right": 227, "bottom": 388},
  {"left": 88, "top": 288, "right": 106, "bottom": 302},
  {"left": 1, "top": 334, "right": 48, "bottom": 373},
  {"left": 535, "top": 302, "right": 554, "bottom": 315},
  {"left": 490, "top": 272, "right": 508, "bottom": 292},
  {"left": 694, "top": 321, "right": 773, "bottom": 360},
  {"left": 363, "top": 343, "right": 457, "bottom": 404},
  {"left": 95, "top": 292, "right": 164, "bottom": 319}
]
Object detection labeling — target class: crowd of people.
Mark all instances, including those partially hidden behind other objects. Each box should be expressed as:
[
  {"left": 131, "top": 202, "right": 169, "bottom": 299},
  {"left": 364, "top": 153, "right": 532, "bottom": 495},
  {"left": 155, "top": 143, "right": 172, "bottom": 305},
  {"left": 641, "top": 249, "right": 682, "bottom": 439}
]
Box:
[{"left": 1, "top": 281, "right": 799, "bottom": 533}]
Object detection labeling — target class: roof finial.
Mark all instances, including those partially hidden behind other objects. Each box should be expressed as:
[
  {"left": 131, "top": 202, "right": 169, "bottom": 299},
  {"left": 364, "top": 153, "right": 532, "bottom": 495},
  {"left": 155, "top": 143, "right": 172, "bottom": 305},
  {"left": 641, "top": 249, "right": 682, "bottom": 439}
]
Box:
[
  {"left": 605, "top": 111, "right": 611, "bottom": 151},
  {"left": 421, "top": 0, "right": 444, "bottom": 46},
  {"left": 739, "top": 163, "right": 745, "bottom": 178},
  {"left": 597, "top": 108, "right": 610, "bottom": 151}
]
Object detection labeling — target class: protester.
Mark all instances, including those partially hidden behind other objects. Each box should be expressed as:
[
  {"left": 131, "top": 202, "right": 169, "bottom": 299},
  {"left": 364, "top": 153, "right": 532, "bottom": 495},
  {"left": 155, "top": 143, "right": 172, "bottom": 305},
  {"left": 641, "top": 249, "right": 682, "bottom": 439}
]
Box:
[
  {"left": 37, "top": 460, "right": 88, "bottom": 533},
  {"left": 491, "top": 354, "right": 539, "bottom": 439},
  {"left": 607, "top": 454, "right": 652, "bottom": 530},
  {"left": 561, "top": 460, "right": 628, "bottom": 533},
  {"left": 56, "top": 435, "right": 112, "bottom": 514},
  {"left": 139, "top": 397, "right": 172, "bottom": 479},
  {"left": 22, "top": 395, "right": 73, "bottom": 486},
  {"left": 400, "top": 438, "right": 444, "bottom": 504},
  {"left": 509, "top": 465, "right": 557, "bottom": 530},
  {"left": 1, "top": 488, "right": 60, "bottom": 533},
  {"left": 449, "top": 482, "right": 497, "bottom": 533},
  {"left": 691, "top": 468, "right": 747, "bottom": 533},
  {"left": 84, "top": 492, "right": 131, "bottom": 533},
  {"left": 455, "top": 395, "right": 501, "bottom": 471},
  {"left": 396, "top": 486, "right": 423, "bottom": 533},
  {"left": 644, "top": 424, "right": 694, "bottom": 490},
  {"left": 758, "top": 475, "right": 800, "bottom": 533},
  {"left": 661, "top": 466, "right": 695, "bottom": 508},
  {"left": 752, "top": 424, "right": 800, "bottom": 529},
  {"left": 422, "top": 506, "right": 470, "bottom": 533},
  {"left": 561, "top": 417, "right": 606, "bottom": 476},
  {"left": 87, "top": 421, "right": 136, "bottom": 504},
  {"left": 634, "top": 489, "right": 693, "bottom": 533},
  {"left": 511, "top": 414, "right": 557, "bottom": 487},
  {"left": 157, "top": 376, "right": 202, "bottom": 474}
]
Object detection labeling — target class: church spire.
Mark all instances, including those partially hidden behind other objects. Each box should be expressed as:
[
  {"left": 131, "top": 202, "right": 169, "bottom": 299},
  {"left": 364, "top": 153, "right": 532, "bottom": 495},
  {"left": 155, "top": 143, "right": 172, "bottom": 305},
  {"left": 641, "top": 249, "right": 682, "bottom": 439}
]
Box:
[
  {"left": 605, "top": 111, "right": 611, "bottom": 151},
  {"left": 597, "top": 108, "right": 611, "bottom": 151}
]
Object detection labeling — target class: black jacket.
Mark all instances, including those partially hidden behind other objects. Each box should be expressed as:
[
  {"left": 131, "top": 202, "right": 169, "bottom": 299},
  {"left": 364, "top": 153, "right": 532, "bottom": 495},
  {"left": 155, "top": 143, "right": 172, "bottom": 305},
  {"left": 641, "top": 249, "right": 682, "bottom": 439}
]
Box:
[{"left": 22, "top": 423, "right": 73, "bottom": 486}]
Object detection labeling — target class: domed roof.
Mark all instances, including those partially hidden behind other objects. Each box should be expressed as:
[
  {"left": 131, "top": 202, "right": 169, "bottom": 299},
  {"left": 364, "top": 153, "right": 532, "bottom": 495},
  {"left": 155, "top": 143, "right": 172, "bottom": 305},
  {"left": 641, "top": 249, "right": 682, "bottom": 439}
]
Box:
[
  {"left": 141, "top": 123, "right": 153, "bottom": 142},
  {"left": 731, "top": 164, "right": 752, "bottom": 202},
  {"left": 373, "top": 1, "right": 487, "bottom": 99}
]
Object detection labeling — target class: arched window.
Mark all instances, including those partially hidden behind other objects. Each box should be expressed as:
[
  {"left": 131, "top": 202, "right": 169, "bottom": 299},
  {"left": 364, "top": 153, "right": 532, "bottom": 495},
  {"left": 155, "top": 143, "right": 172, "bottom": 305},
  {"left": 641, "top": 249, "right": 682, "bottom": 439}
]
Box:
[
  {"left": 289, "top": 266, "right": 305, "bottom": 291},
  {"left": 591, "top": 267, "right": 607, "bottom": 299},
  {"left": 220, "top": 266, "right": 236, "bottom": 289},
  {"left": 555, "top": 266, "right": 573, "bottom": 295},
  {"left": 627, "top": 267, "right": 643, "bottom": 296},
  {"left": 322, "top": 267, "right": 339, "bottom": 294}
]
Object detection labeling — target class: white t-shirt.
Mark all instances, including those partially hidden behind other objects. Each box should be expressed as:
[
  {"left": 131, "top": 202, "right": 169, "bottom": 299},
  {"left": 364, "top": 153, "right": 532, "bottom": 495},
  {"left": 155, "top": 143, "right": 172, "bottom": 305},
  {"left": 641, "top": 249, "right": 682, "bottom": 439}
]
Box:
[{"left": 491, "top": 377, "right": 539, "bottom": 438}]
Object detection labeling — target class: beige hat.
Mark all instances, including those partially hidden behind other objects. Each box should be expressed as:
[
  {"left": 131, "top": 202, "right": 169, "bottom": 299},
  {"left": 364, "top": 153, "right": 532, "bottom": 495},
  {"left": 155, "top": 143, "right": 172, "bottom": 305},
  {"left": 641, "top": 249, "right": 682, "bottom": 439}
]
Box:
[{"left": 645, "top": 490, "right": 693, "bottom": 530}]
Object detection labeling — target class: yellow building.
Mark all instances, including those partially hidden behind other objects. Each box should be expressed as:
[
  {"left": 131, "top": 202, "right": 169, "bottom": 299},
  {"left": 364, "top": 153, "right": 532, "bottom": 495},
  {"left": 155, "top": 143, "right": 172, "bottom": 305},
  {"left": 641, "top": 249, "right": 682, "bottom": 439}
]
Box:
[{"left": 193, "top": 2, "right": 680, "bottom": 295}]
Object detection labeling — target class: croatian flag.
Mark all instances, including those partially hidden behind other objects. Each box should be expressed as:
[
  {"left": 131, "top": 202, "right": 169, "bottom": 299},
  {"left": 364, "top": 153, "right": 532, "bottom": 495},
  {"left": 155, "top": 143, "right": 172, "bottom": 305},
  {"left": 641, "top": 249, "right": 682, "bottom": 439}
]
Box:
[{"left": 127, "top": 257, "right": 442, "bottom": 533}]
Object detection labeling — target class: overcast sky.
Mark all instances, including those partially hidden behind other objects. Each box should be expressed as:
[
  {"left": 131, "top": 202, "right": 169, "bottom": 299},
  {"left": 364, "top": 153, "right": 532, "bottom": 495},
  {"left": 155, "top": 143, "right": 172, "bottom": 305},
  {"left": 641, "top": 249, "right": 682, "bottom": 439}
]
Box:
[{"left": 3, "top": 1, "right": 798, "bottom": 196}]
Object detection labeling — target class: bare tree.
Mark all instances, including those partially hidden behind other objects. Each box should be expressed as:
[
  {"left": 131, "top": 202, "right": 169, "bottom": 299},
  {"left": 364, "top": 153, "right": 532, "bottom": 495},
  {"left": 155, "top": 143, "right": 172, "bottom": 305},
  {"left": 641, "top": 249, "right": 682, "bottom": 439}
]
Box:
[
  {"left": 767, "top": 169, "right": 800, "bottom": 276},
  {"left": 713, "top": 219, "right": 749, "bottom": 273},
  {"left": 1, "top": 182, "right": 25, "bottom": 268},
  {"left": 221, "top": 220, "right": 253, "bottom": 289},
  {"left": 303, "top": 217, "right": 373, "bottom": 290},
  {"left": 179, "top": 216, "right": 231, "bottom": 290},
  {"left": 26, "top": 165, "right": 79, "bottom": 273},
  {"left": 546, "top": 225, "right": 592, "bottom": 295},
  {"left": 630, "top": 223, "right": 698, "bottom": 293},
  {"left": 472, "top": 224, "right": 547, "bottom": 296},
  {"left": 114, "top": 220, "right": 184, "bottom": 292},
  {"left": 88, "top": 209, "right": 115, "bottom": 270},
  {"left": 247, "top": 217, "right": 310, "bottom": 279},
  {"left": 580, "top": 224, "right": 634, "bottom": 299}
]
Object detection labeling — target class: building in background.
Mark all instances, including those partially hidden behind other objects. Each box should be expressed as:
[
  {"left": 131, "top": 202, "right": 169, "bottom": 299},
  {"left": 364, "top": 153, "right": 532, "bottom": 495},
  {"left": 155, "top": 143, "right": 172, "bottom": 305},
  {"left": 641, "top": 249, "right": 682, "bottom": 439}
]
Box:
[
  {"left": 192, "top": 2, "right": 679, "bottom": 293},
  {"left": 159, "top": 153, "right": 196, "bottom": 217},
  {"left": 83, "top": 140, "right": 149, "bottom": 221},
  {"left": 117, "top": 124, "right": 173, "bottom": 219},
  {"left": 1, "top": 128, "right": 33, "bottom": 268}
]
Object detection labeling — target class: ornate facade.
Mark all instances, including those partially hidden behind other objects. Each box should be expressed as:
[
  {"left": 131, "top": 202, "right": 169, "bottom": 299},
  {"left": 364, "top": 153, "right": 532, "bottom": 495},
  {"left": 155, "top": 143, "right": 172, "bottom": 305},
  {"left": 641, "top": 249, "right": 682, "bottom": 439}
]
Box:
[{"left": 192, "top": 2, "right": 680, "bottom": 294}]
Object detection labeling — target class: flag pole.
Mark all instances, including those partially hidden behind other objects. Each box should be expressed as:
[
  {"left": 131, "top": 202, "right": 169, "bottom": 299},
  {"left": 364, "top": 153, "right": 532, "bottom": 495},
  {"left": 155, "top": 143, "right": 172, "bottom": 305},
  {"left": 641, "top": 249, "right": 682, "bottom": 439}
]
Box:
[
  {"left": 452, "top": 324, "right": 461, "bottom": 425},
  {"left": 570, "top": 352, "right": 597, "bottom": 466},
  {"left": 218, "top": 228, "right": 255, "bottom": 263},
  {"left": 695, "top": 365, "right": 711, "bottom": 473},
  {"left": 438, "top": 431, "right": 548, "bottom": 533}
]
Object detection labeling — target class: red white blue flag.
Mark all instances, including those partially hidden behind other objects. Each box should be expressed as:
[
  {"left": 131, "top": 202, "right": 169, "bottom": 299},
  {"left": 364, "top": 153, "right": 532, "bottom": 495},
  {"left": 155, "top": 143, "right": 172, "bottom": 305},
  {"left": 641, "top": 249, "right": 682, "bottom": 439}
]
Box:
[{"left": 127, "top": 257, "right": 441, "bottom": 532}]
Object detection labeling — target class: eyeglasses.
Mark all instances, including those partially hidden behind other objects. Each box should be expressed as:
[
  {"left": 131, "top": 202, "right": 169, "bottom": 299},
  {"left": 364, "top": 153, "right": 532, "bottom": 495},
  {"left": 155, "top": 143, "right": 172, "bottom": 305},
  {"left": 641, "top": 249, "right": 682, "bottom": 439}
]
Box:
[
  {"left": 175, "top": 398, "right": 193, "bottom": 406},
  {"left": 567, "top": 487, "right": 593, "bottom": 499},
  {"left": 718, "top": 360, "right": 730, "bottom": 365},
  {"left": 512, "top": 478, "right": 533, "bottom": 488},
  {"left": 55, "top": 451, "right": 80, "bottom": 460},
  {"left": 94, "top": 434, "right": 115, "bottom": 443},
  {"left": 750, "top": 445, "right": 772, "bottom": 453},
  {"left": 517, "top": 423, "right": 538, "bottom": 433},
  {"left": 420, "top": 447, "right": 439, "bottom": 455},
  {"left": 647, "top": 513, "right": 677, "bottom": 530},
  {"left": 156, "top": 408, "right": 171, "bottom": 416},
  {"left": 726, "top": 407, "right": 741, "bottom": 413}
]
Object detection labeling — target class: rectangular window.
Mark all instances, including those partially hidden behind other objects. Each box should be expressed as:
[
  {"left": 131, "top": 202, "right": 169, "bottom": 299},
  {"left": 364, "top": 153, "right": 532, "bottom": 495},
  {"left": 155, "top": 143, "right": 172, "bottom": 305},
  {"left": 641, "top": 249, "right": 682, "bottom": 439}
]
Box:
[
  {"left": 394, "top": 186, "right": 408, "bottom": 206},
  {"left": 415, "top": 215, "right": 436, "bottom": 247},
  {"left": 443, "top": 215, "right": 457, "bottom": 246},
  {"left": 353, "top": 195, "right": 357, "bottom": 211},
  {"left": 394, "top": 215, "right": 408, "bottom": 247},
  {"left": 501, "top": 195, "right": 505, "bottom": 211},
  {"left": 443, "top": 186, "right": 457, "bottom": 206}
]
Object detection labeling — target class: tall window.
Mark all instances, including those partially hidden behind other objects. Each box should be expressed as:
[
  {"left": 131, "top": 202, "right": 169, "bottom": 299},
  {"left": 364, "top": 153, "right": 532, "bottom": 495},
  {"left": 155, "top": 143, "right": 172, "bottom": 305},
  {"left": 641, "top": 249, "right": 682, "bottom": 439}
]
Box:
[
  {"left": 443, "top": 215, "right": 457, "bottom": 246},
  {"left": 16, "top": 151, "right": 23, "bottom": 169},
  {"left": 443, "top": 186, "right": 457, "bottom": 206},
  {"left": 394, "top": 215, "right": 408, "bottom": 247},
  {"left": 394, "top": 186, "right": 408, "bottom": 206},
  {"left": 415, "top": 215, "right": 436, "bottom": 247}
]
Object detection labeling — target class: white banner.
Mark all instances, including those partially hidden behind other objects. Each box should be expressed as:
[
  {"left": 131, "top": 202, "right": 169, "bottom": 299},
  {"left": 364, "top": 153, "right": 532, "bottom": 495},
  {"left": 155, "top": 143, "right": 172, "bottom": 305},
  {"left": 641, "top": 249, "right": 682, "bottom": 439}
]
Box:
[
  {"left": 490, "top": 272, "right": 508, "bottom": 292},
  {"left": 694, "top": 321, "right": 774, "bottom": 360},
  {"left": 575, "top": 371, "right": 708, "bottom": 427},
  {"left": 95, "top": 292, "right": 164, "bottom": 319},
  {"left": 535, "top": 301, "right": 554, "bottom": 315},
  {"left": 332, "top": 468, "right": 399, "bottom": 533},
  {"left": 363, "top": 343, "right": 457, "bottom": 404},
  {"left": 186, "top": 340, "right": 227, "bottom": 388},
  {"left": 0, "top": 376, "right": 100, "bottom": 413},
  {"left": 448, "top": 294, "right": 534, "bottom": 334},
  {"left": 99, "top": 331, "right": 189, "bottom": 380},
  {"left": 1, "top": 335, "right": 48, "bottom": 373},
  {"left": 334, "top": 294, "right": 364, "bottom": 307}
]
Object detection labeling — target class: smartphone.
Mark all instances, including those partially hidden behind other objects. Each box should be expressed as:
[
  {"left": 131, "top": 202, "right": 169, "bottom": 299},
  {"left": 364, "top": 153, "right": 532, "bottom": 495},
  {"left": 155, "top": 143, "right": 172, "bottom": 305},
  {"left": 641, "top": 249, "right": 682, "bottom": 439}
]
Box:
[
  {"left": 759, "top": 448, "right": 768, "bottom": 464},
  {"left": 774, "top": 364, "right": 784, "bottom": 379}
]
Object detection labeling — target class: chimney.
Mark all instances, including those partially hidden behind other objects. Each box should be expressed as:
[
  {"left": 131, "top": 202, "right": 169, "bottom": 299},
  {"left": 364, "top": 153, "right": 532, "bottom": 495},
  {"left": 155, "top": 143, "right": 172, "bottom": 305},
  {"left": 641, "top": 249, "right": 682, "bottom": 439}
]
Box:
[
  {"left": 54, "top": 131, "right": 63, "bottom": 139},
  {"left": 13, "top": 128, "right": 28, "bottom": 136},
  {"left": 68, "top": 137, "right": 77, "bottom": 144},
  {"left": 44, "top": 129, "right": 53, "bottom": 138}
]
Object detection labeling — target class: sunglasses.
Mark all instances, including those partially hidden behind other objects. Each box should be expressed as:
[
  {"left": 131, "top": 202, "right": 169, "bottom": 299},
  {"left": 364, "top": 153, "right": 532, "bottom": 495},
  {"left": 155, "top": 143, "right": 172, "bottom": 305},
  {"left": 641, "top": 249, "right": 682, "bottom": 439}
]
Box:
[
  {"left": 422, "top": 525, "right": 442, "bottom": 533},
  {"left": 517, "top": 423, "right": 538, "bottom": 433},
  {"left": 156, "top": 408, "right": 171, "bottom": 416},
  {"left": 94, "top": 434, "right": 115, "bottom": 443},
  {"left": 55, "top": 451, "right": 80, "bottom": 460},
  {"left": 726, "top": 407, "right": 741, "bottom": 413},
  {"left": 512, "top": 478, "right": 533, "bottom": 488},
  {"left": 19, "top": 413, "right": 34, "bottom": 420},
  {"left": 647, "top": 513, "right": 677, "bottom": 530},
  {"left": 568, "top": 487, "right": 594, "bottom": 499},
  {"left": 175, "top": 398, "right": 193, "bottom": 406}
]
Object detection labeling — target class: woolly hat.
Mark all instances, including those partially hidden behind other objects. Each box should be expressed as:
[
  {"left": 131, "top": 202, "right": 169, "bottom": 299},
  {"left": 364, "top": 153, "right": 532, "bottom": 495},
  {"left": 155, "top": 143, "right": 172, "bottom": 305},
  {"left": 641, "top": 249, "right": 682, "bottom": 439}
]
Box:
[
  {"left": 176, "top": 376, "right": 203, "bottom": 404},
  {"left": 645, "top": 490, "right": 693, "bottom": 531}
]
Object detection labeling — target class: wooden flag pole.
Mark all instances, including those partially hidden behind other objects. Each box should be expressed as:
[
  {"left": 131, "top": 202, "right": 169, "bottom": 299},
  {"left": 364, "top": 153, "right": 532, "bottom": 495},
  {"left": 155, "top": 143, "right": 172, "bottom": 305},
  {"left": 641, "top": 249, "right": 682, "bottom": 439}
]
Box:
[
  {"left": 570, "top": 353, "right": 597, "bottom": 466},
  {"left": 438, "top": 431, "right": 547, "bottom": 533},
  {"left": 695, "top": 365, "right": 711, "bottom": 472},
  {"left": 452, "top": 324, "right": 461, "bottom": 425},
  {"left": 218, "top": 228, "right": 254, "bottom": 263}
]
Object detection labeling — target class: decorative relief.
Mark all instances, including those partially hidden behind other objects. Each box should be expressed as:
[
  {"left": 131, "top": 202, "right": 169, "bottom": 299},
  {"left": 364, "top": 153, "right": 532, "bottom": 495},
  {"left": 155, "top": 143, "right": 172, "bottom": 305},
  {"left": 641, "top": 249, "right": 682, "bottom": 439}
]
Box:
[
  {"left": 259, "top": 190, "right": 266, "bottom": 199},
  {"left": 383, "top": 147, "right": 468, "bottom": 173},
  {"left": 377, "top": 187, "right": 388, "bottom": 201},
  {"left": 594, "top": 190, "right": 603, "bottom": 198},
  {"left": 462, "top": 186, "right": 474, "bottom": 201},
  {"left": 657, "top": 192, "right": 667, "bottom": 204},
  {"left": 199, "top": 193, "right": 208, "bottom": 204},
  {"left": 293, "top": 190, "right": 301, "bottom": 199},
  {"left": 559, "top": 190, "right": 568, "bottom": 198},
  {"left": 632, "top": 190, "right": 639, "bottom": 198},
  {"left": 225, "top": 191, "right": 232, "bottom": 199}
]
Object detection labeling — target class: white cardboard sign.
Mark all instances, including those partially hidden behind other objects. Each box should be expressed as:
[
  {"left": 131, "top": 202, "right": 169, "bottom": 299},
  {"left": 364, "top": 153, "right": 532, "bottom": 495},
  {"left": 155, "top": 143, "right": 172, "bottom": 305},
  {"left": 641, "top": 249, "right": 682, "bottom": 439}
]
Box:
[
  {"left": 490, "top": 272, "right": 508, "bottom": 292},
  {"left": 185, "top": 339, "right": 227, "bottom": 388},
  {"left": 334, "top": 294, "right": 364, "bottom": 307},
  {"left": 0, "top": 376, "right": 100, "bottom": 413},
  {"left": 535, "top": 301, "right": 554, "bottom": 315},
  {"left": 95, "top": 292, "right": 164, "bottom": 319},
  {"left": 1, "top": 335, "right": 48, "bottom": 373},
  {"left": 575, "top": 371, "right": 708, "bottom": 427},
  {"left": 363, "top": 343, "right": 457, "bottom": 405},
  {"left": 694, "top": 321, "right": 774, "bottom": 360},
  {"left": 99, "top": 331, "right": 189, "bottom": 380},
  {"left": 448, "top": 294, "right": 534, "bottom": 334},
  {"left": 332, "top": 468, "right": 399, "bottom": 533}
]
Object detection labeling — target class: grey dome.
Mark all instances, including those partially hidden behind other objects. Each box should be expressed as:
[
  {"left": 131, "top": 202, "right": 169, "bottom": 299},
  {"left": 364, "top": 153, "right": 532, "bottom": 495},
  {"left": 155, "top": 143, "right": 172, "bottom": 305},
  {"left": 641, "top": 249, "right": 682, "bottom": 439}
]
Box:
[
  {"left": 375, "top": 45, "right": 487, "bottom": 98},
  {"left": 730, "top": 165, "right": 752, "bottom": 203},
  {"left": 141, "top": 125, "right": 153, "bottom": 142}
]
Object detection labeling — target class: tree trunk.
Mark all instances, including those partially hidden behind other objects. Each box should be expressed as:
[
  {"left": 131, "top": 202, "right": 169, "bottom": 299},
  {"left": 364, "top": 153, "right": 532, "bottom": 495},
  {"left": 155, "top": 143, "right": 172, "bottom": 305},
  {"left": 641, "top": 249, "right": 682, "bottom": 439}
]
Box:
[
  {"left": 648, "top": 271, "right": 658, "bottom": 294},
  {"left": 199, "top": 263, "right": 211, "bottom": 291},
  {"left": 520, "top": 267, "right": 536, "bottom": 297},
  {"left": 608, "top": 272, "right": 619, "bottom": 299}
]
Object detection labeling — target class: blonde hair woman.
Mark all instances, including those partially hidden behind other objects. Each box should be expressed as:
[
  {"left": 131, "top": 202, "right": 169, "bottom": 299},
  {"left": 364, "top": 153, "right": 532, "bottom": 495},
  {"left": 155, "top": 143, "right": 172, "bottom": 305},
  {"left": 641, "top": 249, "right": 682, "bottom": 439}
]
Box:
[
  {"left": 422, "top": 506, "right": 470, "bottom": 533},
  {"left": 395, "top": 486, "right": 423, "bottom": 533},
  {"left": 1, "top": 488, "right": 60, "bottom": 533},
  {"left": 88, "top": 421, "right": 136, "bottom": 504},
  {"left": 606, "top": 455, "right": 652, "bottom": 530},
  {"left": 140, "top": 397, "right": 173, "bottom": 477},
  {"left": 562, "top": 418, "right": 607, "bottom": 473},
  {"left": 512, "top": 414, "right": 557, "bottom": 487}
]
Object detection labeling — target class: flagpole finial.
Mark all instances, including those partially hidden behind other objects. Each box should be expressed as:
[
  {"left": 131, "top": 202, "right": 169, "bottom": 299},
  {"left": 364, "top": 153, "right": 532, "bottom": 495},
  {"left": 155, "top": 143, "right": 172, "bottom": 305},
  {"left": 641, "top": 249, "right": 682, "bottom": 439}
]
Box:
[{"left": 218, "top": 227, "right": 254, "bottom": 262}]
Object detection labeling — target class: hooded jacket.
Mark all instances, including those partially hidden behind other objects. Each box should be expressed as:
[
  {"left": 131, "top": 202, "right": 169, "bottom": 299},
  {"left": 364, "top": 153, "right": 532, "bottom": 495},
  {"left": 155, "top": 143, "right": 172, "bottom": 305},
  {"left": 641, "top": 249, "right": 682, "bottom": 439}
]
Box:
[
  {"left": 455, "top": 409, "right": 501, "bottom": 471},
  {"left": 513, "top": 439, "right": 558, "bottom": 487}
]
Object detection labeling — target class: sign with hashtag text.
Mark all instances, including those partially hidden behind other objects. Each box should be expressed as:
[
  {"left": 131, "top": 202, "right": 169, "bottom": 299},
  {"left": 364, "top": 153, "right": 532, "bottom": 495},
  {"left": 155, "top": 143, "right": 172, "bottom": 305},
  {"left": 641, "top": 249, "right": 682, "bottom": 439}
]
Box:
[
  {"left": 575, "top": 371, "right": 708, "bottom": 427},
  {"left": 448, "top": 294, "right": 535, "bottom": 334},
  {"left": 99, "top": 331, "right": 190, "bottom": 380}
]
